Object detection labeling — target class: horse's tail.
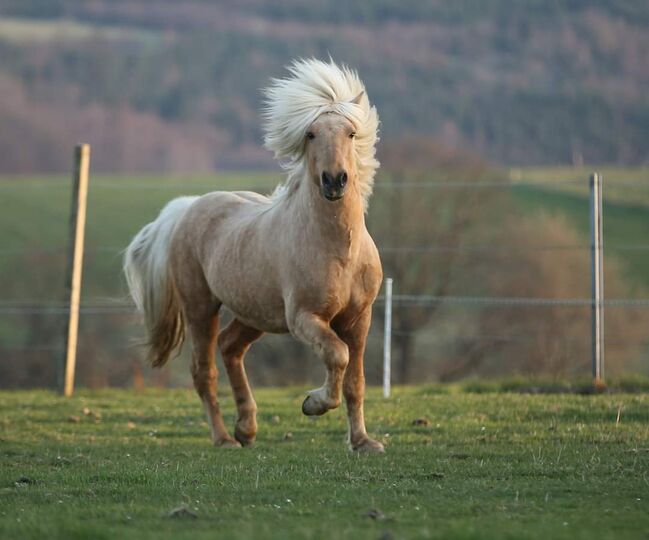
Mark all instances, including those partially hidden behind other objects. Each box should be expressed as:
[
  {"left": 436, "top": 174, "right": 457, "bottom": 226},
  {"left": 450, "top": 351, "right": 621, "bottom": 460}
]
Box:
[{"left": 123, "top": 196, "right": 198, "bottom": 368}]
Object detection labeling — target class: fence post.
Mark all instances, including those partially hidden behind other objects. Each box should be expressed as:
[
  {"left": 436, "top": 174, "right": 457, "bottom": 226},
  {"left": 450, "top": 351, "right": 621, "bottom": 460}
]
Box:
[
  {"left": 61, "top": 144, "right": 91, "bottom": 397},
  {"left": 589, "top": 172, "right": 605, "bottom": 385},
  {"left": 383, "top": 277, "right": 393, "bottom": 398}
]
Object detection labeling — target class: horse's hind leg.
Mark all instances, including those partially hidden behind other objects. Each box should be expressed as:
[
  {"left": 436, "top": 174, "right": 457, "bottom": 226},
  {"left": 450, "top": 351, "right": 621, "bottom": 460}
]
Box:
[
  {"left": 218, "top": 319, "right": 263, "bottom": 446},
  {"left": 186, "top": 303, "right": 239, "bottom": 448}
]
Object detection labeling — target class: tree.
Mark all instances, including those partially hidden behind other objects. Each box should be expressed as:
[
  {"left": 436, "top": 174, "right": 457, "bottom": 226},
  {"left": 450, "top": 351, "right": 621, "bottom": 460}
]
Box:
[
  {"left": 368, "top": 137, "right": 506, "bottom": 382},
  {"left": 437, "top": 213, "right": 649, "bottom": 380}
]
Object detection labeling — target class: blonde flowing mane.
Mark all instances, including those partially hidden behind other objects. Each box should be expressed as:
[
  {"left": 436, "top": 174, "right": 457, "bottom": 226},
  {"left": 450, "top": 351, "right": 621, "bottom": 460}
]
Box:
[{"left": 263, "top": 58, "right": 380, "bottom": 209}]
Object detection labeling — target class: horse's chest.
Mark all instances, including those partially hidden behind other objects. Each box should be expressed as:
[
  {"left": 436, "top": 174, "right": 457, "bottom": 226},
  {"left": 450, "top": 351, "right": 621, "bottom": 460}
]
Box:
[{"left": 293, "top": 259, "right": 360, "bottom": 313}]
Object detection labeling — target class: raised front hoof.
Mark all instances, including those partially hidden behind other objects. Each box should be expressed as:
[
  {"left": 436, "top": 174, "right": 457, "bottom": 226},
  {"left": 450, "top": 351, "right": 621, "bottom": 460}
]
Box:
[
  {"left": 352, "top": 438, "right": 385, "bottom": 454},
  {"left": 213, "top": 437, "right": 242, "bottom": 449},
  {"left": 234, "top": 426, "right": 256, "bottom": 447},
  {"left": 301, "top": 394, "right": 335, "bottom": 416}
]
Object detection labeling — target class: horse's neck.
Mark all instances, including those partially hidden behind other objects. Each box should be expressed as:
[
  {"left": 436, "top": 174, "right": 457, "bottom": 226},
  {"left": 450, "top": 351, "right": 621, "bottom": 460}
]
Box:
[{"left": 291, "top": 172, "right": 366, "bottom": 248}]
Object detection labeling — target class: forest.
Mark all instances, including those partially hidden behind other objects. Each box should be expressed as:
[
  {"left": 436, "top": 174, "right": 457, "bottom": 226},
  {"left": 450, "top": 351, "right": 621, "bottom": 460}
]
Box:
[{"left": 0, "top": 0, "right": 647, "bottom": 173}]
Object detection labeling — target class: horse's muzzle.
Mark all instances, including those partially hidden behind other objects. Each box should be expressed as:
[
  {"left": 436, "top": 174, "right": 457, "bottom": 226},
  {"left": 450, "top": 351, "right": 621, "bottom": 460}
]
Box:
[{"left": 321, "top": 170, "right": 347, "bottom": 201}]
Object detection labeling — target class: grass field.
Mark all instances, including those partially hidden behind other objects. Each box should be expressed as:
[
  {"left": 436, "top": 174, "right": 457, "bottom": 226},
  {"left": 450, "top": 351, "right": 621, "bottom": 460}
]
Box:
[
  {"left": 1, "top": 168, "right": 647, "bottom": 375},
  {"left": 510, "top": 166, "right": 649, "bottom": 292},
  {"left": 511, "top": 166, "right": 649, "bottom": 207},
  {"left": 512, "top": 186, "right": 649, "bottom": 292},
  {"left": 1, "top": 167, "right": 648, "bottom": 302},
  {"left": 0, "top": 173, "right": 279, "bottom": 302},
  {"left": 1, "top": 386, "right": 648, "bottom": 539}
]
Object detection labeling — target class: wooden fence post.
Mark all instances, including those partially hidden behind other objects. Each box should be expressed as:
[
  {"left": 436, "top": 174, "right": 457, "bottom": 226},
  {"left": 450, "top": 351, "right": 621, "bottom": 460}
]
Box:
[{"left": 61, "top": 144, "right": 91, "bottom": 397}]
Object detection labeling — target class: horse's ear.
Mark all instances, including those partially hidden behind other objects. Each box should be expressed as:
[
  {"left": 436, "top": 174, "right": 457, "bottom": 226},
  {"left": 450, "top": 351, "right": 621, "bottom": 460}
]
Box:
[{"left": 350, "top": 91, "right": 364, "bottom": 105}]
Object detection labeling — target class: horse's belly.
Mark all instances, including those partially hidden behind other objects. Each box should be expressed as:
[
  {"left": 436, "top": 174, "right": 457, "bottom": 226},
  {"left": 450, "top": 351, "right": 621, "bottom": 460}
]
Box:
[
  {"left": 224, "top": 300, "right": 289, "bottom": 334},
  {"left": 217, "top": 284, "right": 288, "bottom": 334},
  {"left": 229, "top": 309, "right": 289, "bottom": 334}
]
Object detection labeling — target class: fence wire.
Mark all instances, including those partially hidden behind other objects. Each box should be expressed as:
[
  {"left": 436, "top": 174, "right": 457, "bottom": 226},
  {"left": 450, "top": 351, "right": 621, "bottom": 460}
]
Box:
[
  {"left": 2, "top": 292, "right": 649, "bottom": 317},
  {"left": 1, "top": 173, "right": 649, "bottom": 386},
  {"left": 2, "top": 243, "right": 649, "bottom": 257},
  {"left": 4, "top": 176, "right": 649, "bottom": 191}
]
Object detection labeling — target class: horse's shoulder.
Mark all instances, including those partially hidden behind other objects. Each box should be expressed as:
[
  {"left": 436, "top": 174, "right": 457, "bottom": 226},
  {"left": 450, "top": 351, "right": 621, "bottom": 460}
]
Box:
[
  {"left": 354, "top": 233, "right": 382, "bottom": 298},
  {"left": 359, "top": 232, "right": 381, "bottom": 268}
]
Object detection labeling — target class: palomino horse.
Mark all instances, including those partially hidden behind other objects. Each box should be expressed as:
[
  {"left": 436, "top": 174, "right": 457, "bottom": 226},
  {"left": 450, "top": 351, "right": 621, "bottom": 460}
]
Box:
[{"left": 124, "top": 59, "right": 384, "bottom": 452}]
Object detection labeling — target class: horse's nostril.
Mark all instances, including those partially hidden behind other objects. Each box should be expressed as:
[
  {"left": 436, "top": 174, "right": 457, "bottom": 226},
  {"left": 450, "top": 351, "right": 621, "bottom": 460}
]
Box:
[
  {"left": 337, "top": 171, "right": 348, "bottom": 187},
  {"left": 321, "top": 171, "right": 334, "bottom": 187}
]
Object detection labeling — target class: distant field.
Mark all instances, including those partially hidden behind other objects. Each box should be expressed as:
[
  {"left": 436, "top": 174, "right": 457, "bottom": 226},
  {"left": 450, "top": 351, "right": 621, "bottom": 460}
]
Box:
[
  {"left": 0, "top": 167, "right": 647, "bottom": 304},
  {"left": 0, "top": 173, "right": 279, "bottom": 301},
  {"left": 511, "top": 166, "right": 649, "bottom": 207},
  {"left": 510, "top": 167, "right": 649, "bottom": 291},
  {"left": 1, "top": 386, "right": 648, "bottom": 540},
  {"left": 0, "top": 17, "right": 159, "bottom": 44}
]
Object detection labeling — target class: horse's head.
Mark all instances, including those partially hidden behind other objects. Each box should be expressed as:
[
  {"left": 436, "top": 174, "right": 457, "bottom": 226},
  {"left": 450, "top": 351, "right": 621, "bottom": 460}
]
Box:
[
  {"left": 263, "top": 60, "right": 379, "bottom": 209},
  {"left": 305, "top": 94, "right": 364, "bottom": 202}
]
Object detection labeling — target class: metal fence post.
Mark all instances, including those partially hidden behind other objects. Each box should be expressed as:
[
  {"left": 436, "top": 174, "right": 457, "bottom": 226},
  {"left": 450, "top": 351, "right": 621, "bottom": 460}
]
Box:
[
  {"left": 589, "top": 172, "right": 605, "bottom": 384},
  {"left": 61, "top": 144, "right": 91, "bottom": 397},
  {"left": 383, "top": 277, "right": 393, "bottom": 398}
]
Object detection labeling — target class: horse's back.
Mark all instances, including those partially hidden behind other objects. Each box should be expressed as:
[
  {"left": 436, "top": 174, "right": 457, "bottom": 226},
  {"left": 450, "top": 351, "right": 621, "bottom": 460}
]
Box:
[
  {"left": 179, "top": 190, "right": 271, "bottom": 230},
  {"left": 231, "top": 190, "right": 271, "bottom": 204},
  {"left": 172, "top": 189, "right": 287, "bottom": 331},
  {"left": 195, "top": 189, "right": 270, "bottom": 212}
]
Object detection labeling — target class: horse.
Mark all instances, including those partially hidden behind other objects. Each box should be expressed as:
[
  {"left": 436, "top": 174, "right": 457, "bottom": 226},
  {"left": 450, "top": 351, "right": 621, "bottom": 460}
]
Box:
[{"left": 123, "top": 58, "right": 384, "bottom": 452}]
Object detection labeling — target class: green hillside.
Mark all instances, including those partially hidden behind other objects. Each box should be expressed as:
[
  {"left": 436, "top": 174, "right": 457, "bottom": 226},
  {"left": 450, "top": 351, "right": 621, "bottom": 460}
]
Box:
[
  {"left": 1, "top": 168, "right": 647, "bottom": 303},
  {"left": 511, "top": 167, "right": 649, "bottom": 291},
  {"left": 0, "top": 173, "right": 278, "bottom": 302},
  {"left": 1, "top": 168, "right": 647, "bottom": 388}
]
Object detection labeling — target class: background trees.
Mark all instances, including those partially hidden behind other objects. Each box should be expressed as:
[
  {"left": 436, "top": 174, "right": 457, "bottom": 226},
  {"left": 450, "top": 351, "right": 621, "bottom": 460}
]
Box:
[{"left": 0, "top": 1, "right": 648, "bottom": 172}]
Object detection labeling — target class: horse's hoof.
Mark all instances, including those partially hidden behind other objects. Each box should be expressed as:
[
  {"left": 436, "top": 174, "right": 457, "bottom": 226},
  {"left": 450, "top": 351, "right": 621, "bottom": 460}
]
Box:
[
  {"left": 352, "top": 438, "right": 385, "bottom": 454},
  {"left": 301, "top": 394, "right": 329, "bottom": 416},
  {"left": 234, "top": 426, "right": 256, "bottom": 447},
  {"left": 214, "top": 437, "right": 242, "bottom": 449}
]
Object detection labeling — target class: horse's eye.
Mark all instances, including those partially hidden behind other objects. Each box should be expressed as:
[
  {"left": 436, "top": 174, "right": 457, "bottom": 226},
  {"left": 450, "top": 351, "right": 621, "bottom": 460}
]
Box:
[
  {"left": 306, "top": 131, "right": 315, "bottom": 140},
  {"left": 349, "top": 131, "right": 356, "bottom": 139}
]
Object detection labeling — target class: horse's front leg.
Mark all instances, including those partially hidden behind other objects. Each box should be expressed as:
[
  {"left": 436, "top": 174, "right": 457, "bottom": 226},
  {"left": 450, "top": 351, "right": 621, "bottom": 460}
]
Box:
[
  {"left": 337, "top": 308, "right": 384, "bottom": 453},
  {"left": 290, "top": 312, "right": 349, "bottom": 416},
  {"left": 218, "top": 319, "right": 263, "bottom": 447}
]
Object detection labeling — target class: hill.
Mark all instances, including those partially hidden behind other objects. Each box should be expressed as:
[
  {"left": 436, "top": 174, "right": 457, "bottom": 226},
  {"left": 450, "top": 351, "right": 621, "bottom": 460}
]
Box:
[
  {"left": 2, "top": 168, "right": 647, "bottom": 303},
  {"left": 0, "top": 1, "right": 648, "bottom": 172},
  {"left": 511, "top": 167, "right": 649, "bottom": 291}
]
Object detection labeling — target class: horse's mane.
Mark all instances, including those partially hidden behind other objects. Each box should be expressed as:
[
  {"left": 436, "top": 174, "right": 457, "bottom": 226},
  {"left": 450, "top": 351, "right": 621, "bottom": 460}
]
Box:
[{"left": 262, "top": 58, "right": 379, "bottom": 210}]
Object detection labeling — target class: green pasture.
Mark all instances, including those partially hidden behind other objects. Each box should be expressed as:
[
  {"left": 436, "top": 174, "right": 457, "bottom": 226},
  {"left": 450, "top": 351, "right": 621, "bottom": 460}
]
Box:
[
  {"left": 1, "top": 386, "right": 648, "bottom": 539},
  {"left": 0, "top": 173, "right": 279, "bottom": 302},
  {"left": 510, "top": 166, "right": 649, "bottom": 207},
  {"left": 510, "top": 167, "right": 649, "bottom": 291},
  {"left": 0, "top": 167, "right": 647, "bottom": 303}
]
